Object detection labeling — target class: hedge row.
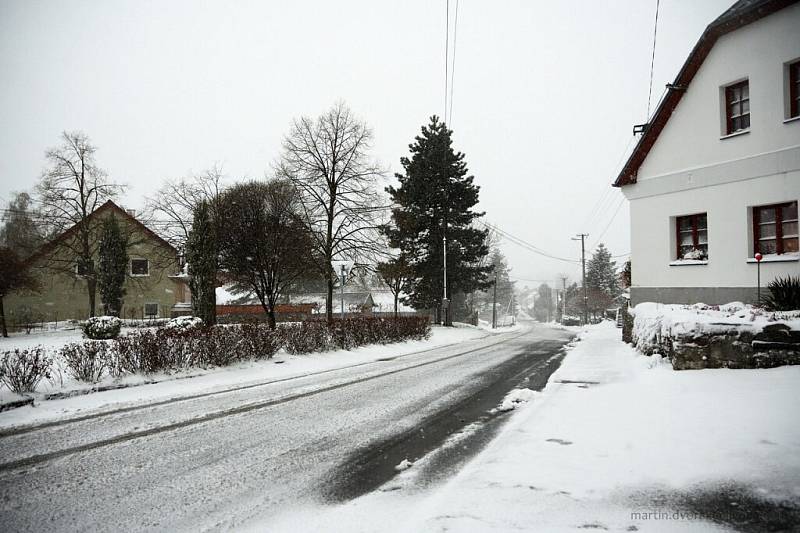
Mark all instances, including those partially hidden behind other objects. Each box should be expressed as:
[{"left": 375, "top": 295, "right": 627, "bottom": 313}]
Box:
[
  {"left": 282, "top": 316, "right": 431, "bottom": 354},
  {"left": 0, "top": 316, "right": 431, "bottom": 393}
]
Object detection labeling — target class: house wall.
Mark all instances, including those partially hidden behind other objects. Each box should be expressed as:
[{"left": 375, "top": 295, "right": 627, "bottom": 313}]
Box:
[
  {"left": 5, "top": 212, "right": 182, "bottom": 322},
  {"left": 623, "top": 4, "right": 800, "bottom": 305},
  {"left": 636, "top": 4, "right": 800, "bottom": 179}
]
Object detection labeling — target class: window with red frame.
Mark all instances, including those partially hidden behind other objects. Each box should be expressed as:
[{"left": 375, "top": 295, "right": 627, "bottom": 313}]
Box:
[
  {"left": 725, "top": 80, "right": 750, "bottom": 134},
  {"left": 676, "top": 213, "right": 708, "bottom": 260},
  {"left": 790, "top": 61, "right": 800, "bottom": 119},
  {"left": 753, "top": 202, "right": 798, "bottom": 256}
]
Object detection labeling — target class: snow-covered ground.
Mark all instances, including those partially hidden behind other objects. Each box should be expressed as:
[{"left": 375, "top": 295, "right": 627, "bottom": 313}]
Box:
[
  {"left": 264, "top": 321, "right": 800, "bottom": 532},
  {"left": 632, "top": 301, "right": 800, "bottom": 348},
  {"left": 0, "top": 323, "right": 497, "bottom": 429}
]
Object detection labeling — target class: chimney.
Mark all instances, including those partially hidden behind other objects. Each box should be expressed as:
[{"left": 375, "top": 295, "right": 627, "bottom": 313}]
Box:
[{"left": 126, "top": 209, "right": 136, "bottom": 218}]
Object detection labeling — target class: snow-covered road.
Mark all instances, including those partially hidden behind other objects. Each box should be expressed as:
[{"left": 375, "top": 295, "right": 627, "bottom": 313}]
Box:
[{"left": 0, "top": 322, "right": 573, "bottom": 532}]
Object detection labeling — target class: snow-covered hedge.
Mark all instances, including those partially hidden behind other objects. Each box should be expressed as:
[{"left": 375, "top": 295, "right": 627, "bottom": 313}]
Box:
[
  {"left": 82, "top": 316, "right": 122, "bottom": 340},
  {"left": 282, "top": 316, "right": 431, "bottom": 355},
  {"left": 163, "top": 316, "right": 204, "bottom": 331},
  {"left": 630, "top": 302, "right": 800, "bottom": 369}
]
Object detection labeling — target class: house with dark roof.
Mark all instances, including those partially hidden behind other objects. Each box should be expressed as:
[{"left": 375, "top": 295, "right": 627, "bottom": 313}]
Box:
[
  {"left": 614, "top": 0, "right": 799, "bottom": 305},
  {"left": 5, "top": 200, "right": 190, "bottom": 322}
]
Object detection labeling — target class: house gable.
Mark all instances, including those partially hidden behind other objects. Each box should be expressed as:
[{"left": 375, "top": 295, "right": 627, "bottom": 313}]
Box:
[{"left": 613, "top": 0, "right": 799, "bottom": 187}]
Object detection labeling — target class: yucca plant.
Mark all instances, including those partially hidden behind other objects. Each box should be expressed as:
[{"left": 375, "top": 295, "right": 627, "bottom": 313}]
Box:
[{"left": 761, "top": 275, "right": 800, "bottom": 311}]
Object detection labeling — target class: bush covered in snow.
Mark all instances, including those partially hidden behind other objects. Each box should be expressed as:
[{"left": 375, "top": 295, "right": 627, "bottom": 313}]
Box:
[
  {"left": 0, "top": 347, "right": 52, "bottom": 393},
  {"left": 281, "top": 316, "right": 431, "bottom": 355},
  {"left": 60, "top": 341, "right": 110, "bottom": 383},
  {"left": 163, "top": 316, "right": 204, "bottom": 331},
  {"left": 82, "top": 316, "right": 122, "bottom": 340},
  {"left": 112, "top": 324, "right": 282, "bottom": 374},
  {"left": 630, "top": 302, "right": 800, "bottom": 369},
  {"left": 560, "top": 315, "right": 581, "bottom": 326}
]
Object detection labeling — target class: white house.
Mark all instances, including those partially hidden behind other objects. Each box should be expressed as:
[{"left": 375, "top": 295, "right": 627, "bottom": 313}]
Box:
[{"left": 614, "top": 0, "right": 800, "bottom": 305}]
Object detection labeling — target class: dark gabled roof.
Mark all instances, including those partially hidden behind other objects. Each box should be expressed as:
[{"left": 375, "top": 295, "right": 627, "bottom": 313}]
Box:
[
  {"left": 613, "top": 0, "right": 798, "bottom": 187},
  {"left": 26, "top": 200, "right": 177, "bottom": 265}
]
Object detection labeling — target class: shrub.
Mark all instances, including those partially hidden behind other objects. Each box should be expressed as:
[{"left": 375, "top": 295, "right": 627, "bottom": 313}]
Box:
[
  {"left": 0, "top": 346, "right": 52, "bottom": 393},
  {"left": 164, "top": 316, "right": 204, "bottom": 331},
  {"left": 83, "top": 316, "right": 122, "bottom": 340},
  {"left": 235, "top": 324, "right": 282, "bottom": 360},
  {"left": 762, "top": 275, "right": 800, "bottom": 311},
  {"left": 109, "top": 324, "right": 282, "bottom": 374},
  {"left": 282, "top": 321, "right": 332, "bottom": 354},
  {"left": 60, "top": 341, "right": 108, "bottom": 382},
  {"left": 282, "top": 316, "right": 430, "bottom": 355}
]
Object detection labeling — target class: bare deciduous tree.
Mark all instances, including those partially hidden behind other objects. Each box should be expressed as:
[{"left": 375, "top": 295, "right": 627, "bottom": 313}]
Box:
[
  {"left": 36, "top": 131, "right": 125, "bottom": 317},
  {"left": 218, "top": 180, "right": 314, "bottom": 329},
  {"left": 276, "top": 102, "right": 387, "bottom": 322},
  {"left": 0, "top": 192, "right": 46, "bottom": 259},
  {"left": 144, "top": 164, "right": 227, "bottom": 253}
]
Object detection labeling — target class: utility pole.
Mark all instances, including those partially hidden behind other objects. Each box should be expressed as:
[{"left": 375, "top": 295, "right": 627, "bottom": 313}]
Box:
[
  {"left": 572, "top": 234, "right": 589, "bottom": 325},
  {"left": 340, "top": 264, "right": 346, "bottom": 319},
  {"left": 492, "top": 271, "right": 498, "bottom": 329},
  {"left": 442, "top": 234, "right": 448, "bottom": 326},
  {"left": 560, "top": 275, "right": 568, "bottom": 321}
]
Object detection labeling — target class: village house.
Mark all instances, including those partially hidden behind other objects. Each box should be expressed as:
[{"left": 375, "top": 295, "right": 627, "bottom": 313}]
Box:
[
  {"left": 614, "top": 0, "right": 800, "bottom": 305},
  {"left": 5, "top": 200, "right": 190, "bottom": 323}
]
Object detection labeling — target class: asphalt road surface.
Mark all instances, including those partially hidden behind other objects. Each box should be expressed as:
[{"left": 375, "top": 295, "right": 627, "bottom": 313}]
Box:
[{"left": 0, "top": 322, "right": 574, "bottom": 532}]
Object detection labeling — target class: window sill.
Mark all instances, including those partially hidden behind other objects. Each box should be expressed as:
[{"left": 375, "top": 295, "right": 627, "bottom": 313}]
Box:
[
  {"left": 130, "top": 274, "right": 150, "bottom": 277},
  {"left": 746, "top": 253, "right": 800, "bottom": 263},
  {"left": 784, "top": 116, "right": 800, "bottom": 124},
  {"left": 719, "top": 129, "right": 750, "bottom": 140},
  {"left": 669, "top": 259, "right": 708, "bottom": 266}
]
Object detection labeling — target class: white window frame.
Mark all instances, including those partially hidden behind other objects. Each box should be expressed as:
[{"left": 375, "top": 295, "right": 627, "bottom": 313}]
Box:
[
  {"left": 130, "top": 258, "right": 150, "bottom": 277},
  {"left": 144, "top": 302, "right": 159, "bottom": 318},
  {"left": 75, "top": 259, "right": 94, "bottom": 277}
]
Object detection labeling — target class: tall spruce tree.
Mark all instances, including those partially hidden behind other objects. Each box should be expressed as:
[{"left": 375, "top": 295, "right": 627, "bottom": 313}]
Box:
[
  {"left": 186, "top": 201, "right": 217, "bottom": 325},
  {"left": 385, "top": 116, "right": 491, "bottom": 320},
  {"left": 586, "top": 243, "right": 619, "bottom": 319},
  {"left": 98, "top": 216, "right": 128, "bottom": 316}
]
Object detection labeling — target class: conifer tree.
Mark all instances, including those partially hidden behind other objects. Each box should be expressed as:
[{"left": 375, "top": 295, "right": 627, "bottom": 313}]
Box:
[
  {"left": 98, "top": 216, "right": 128, "bottom": 316},
  {"left": 385, "top": 116, "right": 491, "bottom": 320},
  {"left": 186, "top": 201, "right": 217, "bottom": 325},
  {"left": 586, "top": 243, "right": 619, "bottom": 319}
]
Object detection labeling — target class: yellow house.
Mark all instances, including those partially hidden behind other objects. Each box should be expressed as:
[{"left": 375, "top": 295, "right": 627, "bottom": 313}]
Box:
[{"left": 5, "top": 200, "right": 190, "bottom": 323}]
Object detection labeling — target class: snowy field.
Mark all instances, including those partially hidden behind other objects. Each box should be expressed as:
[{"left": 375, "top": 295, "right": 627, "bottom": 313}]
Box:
[
  {"left": 260, "top": 321, "right": 800, "bottom": 532},
  {"left": 0, "top": 323, "right": 500, "bottom": 428}
]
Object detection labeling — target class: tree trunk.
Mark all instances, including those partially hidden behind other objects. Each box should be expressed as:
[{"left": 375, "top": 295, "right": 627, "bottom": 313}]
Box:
[
  {"left": 326, "top": 273, "right": 334, "bottom": 324},
  {"left": 267, "top": 309, "right": 276, "bottom": 330},
  {"left": 88, "top": 277, "right": 97, "bottom": 317},
  {"left": 0, "top": 296, "right": 7, "bottom": 338},
  {"left": 393, "top": 294, "right": 398, "bottom": 318}
]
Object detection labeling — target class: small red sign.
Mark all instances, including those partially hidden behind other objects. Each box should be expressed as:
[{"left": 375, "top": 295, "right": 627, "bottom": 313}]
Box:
[{"left": 755, "top": 253, "right": 763, "bottom": 262}]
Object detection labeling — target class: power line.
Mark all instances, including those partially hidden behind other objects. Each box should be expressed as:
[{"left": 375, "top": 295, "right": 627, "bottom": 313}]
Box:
[
  {"left": 480, "top": 220, "right": 579, "bottom": 264},
  {"left": 448, "top": 0, "right": 459, "bottom": 125},
  {"left": 589, "top": 195, "right": 625, "bottom": 250},
  {"left": 580, "top": 134, "right": 636, "bottom": 231},
  {"left": 444, "top": 0, "right": 450, "bottom": 121},
  {"left": 646, "top": 0, "right": 661, "bottom": 118}
]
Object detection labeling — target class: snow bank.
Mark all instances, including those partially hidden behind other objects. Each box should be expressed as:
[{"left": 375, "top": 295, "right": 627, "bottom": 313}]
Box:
[{"left": 631, "top": 302, "right": 800, "bottom": 357}]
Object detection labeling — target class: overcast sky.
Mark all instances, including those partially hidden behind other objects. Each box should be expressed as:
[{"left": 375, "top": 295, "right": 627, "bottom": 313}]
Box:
[{"left": 0, "top": 0, "right": 735, "bottom": 287}]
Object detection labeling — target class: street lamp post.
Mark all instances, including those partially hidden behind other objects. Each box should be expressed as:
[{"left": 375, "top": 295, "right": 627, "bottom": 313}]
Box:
[{"left": 755, "top": 252, "right": 763, "bottom": 304}]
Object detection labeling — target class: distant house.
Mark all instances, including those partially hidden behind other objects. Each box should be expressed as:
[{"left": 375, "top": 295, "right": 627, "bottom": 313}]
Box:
[
  {"left": 614, "top": 0, "right": 800, "bottom": 305},
  {"left": 5, "top": 200, "right": 190, "bottom": 321},
  {"left": 290, "top": 291, "right": 376, "bottom": 315}
]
